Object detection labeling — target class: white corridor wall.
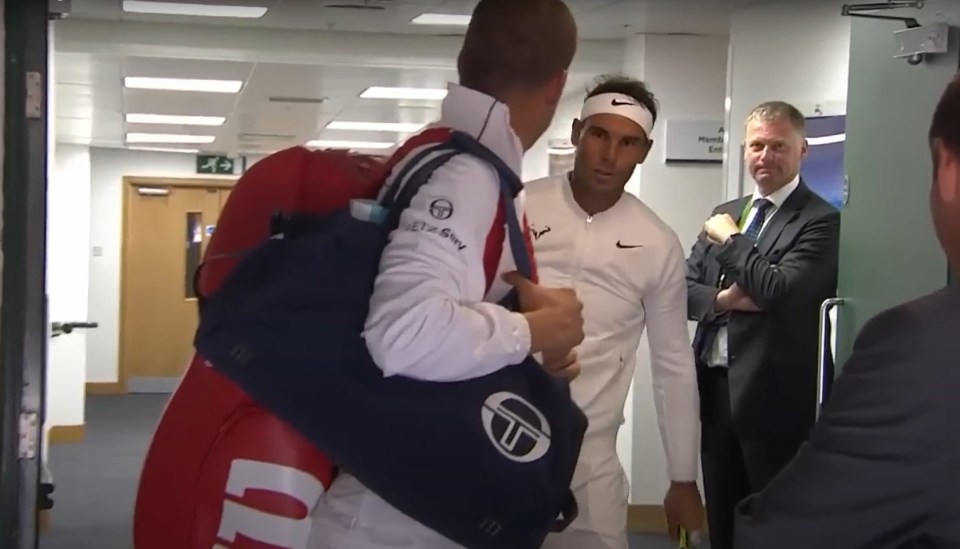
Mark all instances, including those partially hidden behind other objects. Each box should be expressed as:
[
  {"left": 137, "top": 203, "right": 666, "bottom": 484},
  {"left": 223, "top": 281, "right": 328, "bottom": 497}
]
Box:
[{"left": 46, "top": 144, "right": 92, "bottom": 429}]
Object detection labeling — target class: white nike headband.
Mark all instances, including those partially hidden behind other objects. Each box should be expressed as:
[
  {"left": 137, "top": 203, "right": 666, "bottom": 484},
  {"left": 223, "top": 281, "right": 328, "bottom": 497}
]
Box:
[{"left": 579, "top": 92, "right": 655, "bottom": 137}]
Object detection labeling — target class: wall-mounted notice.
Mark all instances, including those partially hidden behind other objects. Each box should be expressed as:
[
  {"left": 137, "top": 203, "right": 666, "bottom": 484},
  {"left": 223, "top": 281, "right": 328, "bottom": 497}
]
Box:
[
  {"left": 547, "top": 137, "right": 576, "bottom": 177},
  {"left": 663, "top": 119, "right": 724, "bottom": 163}
]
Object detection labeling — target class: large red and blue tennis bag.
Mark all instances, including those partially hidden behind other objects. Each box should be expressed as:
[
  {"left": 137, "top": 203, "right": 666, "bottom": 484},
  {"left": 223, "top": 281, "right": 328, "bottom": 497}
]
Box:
[
  {"left": 192, "top": 129, "right": 587, "bottom": 548},
  {"left": 132, "top": 139, "right": 394, "bottom": 549}
]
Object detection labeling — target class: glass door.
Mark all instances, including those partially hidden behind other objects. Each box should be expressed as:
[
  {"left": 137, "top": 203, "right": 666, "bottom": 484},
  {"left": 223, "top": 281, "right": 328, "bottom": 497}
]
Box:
[{"left": 834, "top": 9, "right": 959, "bottom": 367}]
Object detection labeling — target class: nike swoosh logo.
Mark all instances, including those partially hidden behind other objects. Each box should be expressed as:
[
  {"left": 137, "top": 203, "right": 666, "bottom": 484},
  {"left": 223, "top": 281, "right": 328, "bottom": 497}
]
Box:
[
  {"left": 611, "top": 99, "right": 635, "bottom": 107},
  {"left": 616, "top": 241, "right": 642, "bottom": 249}
]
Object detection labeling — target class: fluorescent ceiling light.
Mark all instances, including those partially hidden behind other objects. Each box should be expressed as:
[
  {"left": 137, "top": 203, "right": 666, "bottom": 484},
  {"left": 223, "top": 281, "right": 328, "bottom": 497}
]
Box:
[
  {"left": 326, "top": 121, "right": 426, "bottom": 133},
  {"left": 359, "top": 86, "right": 447, "bottom": 101},
  {"left": 411, "top": 13, "right": 472, "bottom": 26},
  {"left": 124, "top": 77, "right": 243, "bottom": 94},
  {"left": 126, "top": 133, "right": 216, "bottom": 144},
  {"left": 306, "top": 139, "right": 394, "bottom": 150},
  {"left": 128, "top": 146, "right": 201, "bottom": 154},
  {"left": 807, "top": 133, "right": 846, "bottom": 146},
  {"left": 122, "top": 1, "right": 268, "bottom": 18},
  {"left": 126, "top": 113, "right": 226, "bottom": 126}
]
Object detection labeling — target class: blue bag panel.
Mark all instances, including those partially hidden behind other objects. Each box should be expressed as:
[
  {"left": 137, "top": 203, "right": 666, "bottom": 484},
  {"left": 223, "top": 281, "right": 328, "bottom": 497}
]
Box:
[{"left": 194, "top": 131, "right": 587, "bottom": 549}]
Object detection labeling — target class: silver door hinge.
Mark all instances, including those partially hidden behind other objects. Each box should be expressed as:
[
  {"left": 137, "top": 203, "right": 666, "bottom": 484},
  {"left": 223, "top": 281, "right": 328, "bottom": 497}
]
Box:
[
  {"left": 19, "top": 412, "right": 39, "bottom": 459},
  {"left": 26, "top": 72, "right": 43, "bottom": 119}
]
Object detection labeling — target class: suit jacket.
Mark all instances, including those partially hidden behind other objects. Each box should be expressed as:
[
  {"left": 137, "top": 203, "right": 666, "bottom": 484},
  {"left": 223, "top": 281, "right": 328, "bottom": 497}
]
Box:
[
  {"left": 734, "top": 284, "right": 960, "bottom": 548},
  {"left": 686, "top": 181, "right": 840, "bottom": 441}
]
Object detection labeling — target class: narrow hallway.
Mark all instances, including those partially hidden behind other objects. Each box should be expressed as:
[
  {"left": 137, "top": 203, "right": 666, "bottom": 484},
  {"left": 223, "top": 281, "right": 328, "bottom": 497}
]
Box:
[
  {"left": 41, "top": 394, "right": 166, "bottom": 549},
  {"left": 40, "top": 395, "right": 684, "bottom": 548}
]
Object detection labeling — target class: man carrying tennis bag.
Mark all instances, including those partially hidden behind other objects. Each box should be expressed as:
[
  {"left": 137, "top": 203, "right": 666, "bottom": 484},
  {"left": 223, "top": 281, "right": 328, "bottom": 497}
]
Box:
[{"left": 193, "top": 1, "right": 589, "bottom": 548}]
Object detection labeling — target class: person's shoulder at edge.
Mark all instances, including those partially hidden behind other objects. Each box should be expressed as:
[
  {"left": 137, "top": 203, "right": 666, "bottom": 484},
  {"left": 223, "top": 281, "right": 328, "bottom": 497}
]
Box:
[{"left": 853, "top": 284, "right": 960, "bottom": 361}]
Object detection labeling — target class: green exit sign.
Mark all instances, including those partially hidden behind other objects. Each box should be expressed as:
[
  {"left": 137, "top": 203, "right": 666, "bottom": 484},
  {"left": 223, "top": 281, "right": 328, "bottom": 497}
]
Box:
[{"left": 196, "top": 154, "right": 236, "bottom": 175}]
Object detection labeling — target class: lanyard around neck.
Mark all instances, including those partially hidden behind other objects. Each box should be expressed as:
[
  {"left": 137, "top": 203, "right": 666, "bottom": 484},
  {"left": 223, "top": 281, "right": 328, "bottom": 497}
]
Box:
[{"left": 737, "top": 198, "right": 755, "bottom": 231}]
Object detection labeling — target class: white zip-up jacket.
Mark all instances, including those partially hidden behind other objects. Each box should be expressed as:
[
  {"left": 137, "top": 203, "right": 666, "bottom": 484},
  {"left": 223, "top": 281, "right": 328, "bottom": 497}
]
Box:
[
  {"left": 362, "top": 84, "right": 535, "bottom": 382},
  {"left": 524, "top": 175, "right": 700, "bottom": 482}
]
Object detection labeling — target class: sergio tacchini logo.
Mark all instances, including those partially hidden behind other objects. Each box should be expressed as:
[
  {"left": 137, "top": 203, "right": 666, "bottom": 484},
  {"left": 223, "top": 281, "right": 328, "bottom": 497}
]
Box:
[{"left": 481, "top": 391, "right": 552, "bottom": 463}]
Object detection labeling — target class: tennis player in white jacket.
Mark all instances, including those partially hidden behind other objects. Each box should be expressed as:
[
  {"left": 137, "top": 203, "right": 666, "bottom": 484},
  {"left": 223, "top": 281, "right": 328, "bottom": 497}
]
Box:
[{"left": 528, "top": 75, "right": 705, "bottom": 549}]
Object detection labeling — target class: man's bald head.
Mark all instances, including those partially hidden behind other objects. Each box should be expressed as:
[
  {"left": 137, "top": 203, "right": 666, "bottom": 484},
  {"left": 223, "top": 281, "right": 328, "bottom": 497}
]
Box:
[{"left": 458, "top": 0, "right": 578, "bottom": 100}]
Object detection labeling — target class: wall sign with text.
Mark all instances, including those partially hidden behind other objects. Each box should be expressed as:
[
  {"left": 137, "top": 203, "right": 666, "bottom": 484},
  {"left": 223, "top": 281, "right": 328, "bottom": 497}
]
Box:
[{"left": 663, "top": 119, "right": 724, "bottom": 163}]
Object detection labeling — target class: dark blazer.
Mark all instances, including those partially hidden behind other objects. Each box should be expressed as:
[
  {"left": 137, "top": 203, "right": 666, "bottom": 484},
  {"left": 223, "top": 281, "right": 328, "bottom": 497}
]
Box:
[
  {"left": 686, "top": 181, "right": 840, "bottom": 441},
  {"left": 734, "top": 284, "right": 960, "bottom": 548}
]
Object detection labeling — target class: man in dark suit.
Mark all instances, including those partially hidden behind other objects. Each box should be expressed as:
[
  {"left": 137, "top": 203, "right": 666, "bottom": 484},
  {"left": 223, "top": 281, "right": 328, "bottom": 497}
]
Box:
[
  {"left": 684, "top": 100, "right": 840, "bottom": 549},
  {"left": 733, "top": 72, "right": 960, "bottom": 549}
]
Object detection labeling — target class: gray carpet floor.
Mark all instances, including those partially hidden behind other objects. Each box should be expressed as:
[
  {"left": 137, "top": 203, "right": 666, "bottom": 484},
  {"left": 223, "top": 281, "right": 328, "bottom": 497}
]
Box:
[{"left": 40, "top": 394, "right": 684, "bottom": 549}]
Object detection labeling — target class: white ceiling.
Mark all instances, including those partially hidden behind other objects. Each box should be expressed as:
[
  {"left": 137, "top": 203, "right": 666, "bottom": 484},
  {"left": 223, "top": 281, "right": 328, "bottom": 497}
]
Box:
[{"left": 54, "top": 0, "right": 759, "bottom": 155}]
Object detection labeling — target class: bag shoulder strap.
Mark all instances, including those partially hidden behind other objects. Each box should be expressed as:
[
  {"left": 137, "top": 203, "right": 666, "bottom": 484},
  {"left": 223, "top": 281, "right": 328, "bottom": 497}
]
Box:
[
  {"left": 193, "top": 132, "right": 533, "bottom": 312},
  {"left": 445, "top": 132, "right": 532, "bottom": 281},
  {"left": 376, "top": 132, "right": 532, "bottom": 281},
  {"left": 191, "top": 141, "right": 454, "bottom": 312}
]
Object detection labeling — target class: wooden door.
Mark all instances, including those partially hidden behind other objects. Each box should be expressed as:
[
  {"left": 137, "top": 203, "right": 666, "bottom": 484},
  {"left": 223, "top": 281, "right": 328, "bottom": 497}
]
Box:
[
  {"left": 120, "top": 180, "right": 232, "bottom": 392},
  {"left": 218, "top": 188, "right": 232, "bottom": 211}
]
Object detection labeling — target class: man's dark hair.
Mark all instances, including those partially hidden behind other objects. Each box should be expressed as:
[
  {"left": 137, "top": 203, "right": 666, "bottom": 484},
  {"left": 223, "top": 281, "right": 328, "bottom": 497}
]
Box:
[
  {"left": 458, "top": 0, "right": 577, "bottom": 100},
  {"left": 930, "top": 73, "right": 960, "bottom": 164},
  {"left": 585, "top": 74, "right": 660, "bottom": 126}
]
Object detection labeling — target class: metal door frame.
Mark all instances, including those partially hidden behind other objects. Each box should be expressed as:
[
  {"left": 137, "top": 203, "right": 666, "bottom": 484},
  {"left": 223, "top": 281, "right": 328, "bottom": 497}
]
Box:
[{"left": 0, "top": 0, "right": 50, "bottom": 546}]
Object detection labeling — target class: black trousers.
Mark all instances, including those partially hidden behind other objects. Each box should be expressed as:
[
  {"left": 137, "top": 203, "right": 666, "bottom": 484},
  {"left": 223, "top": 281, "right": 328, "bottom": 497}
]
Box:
[{"left": 699, "top": 367, "right": 804, "bottom": 549}]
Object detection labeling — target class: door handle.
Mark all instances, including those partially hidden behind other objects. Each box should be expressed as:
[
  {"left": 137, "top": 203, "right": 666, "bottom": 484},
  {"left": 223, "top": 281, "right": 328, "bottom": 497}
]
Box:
[
  {"left": 816, "top": 298, "right": 844, "bottom": 419},
  {"left": 51, "top": 321, "right": 99, "bottom": 337}
]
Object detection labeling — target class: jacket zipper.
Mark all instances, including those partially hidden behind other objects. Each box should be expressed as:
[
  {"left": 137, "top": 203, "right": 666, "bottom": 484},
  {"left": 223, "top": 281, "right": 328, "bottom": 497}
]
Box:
[{"left": 570, "top": 215, "right": 593, "bottom": 287}]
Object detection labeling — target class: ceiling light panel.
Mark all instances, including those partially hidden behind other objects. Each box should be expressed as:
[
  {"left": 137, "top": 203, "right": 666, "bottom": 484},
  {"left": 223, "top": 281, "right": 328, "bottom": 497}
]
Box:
[
  {"left": 124, "top": 77, "right": 243, "bottom": 94},
  {"left": 359, "top": 87, "right": 447, "bottom": 101},
  {"left": 122, "top": 1, "right": 268, "bottom": 18},
  {"left": 126, "top": 133, "right": 216, "bottom": 144},
  {"left": 126, "top": 113, "right": 226, "bottom": 126},
  {"left": 411, "top": 13, "right": 472, "bottom": 26},
  {"left": 326, "top": 121, "right": 426, "bottom": 133},
  {"left": 128, "top": 146, "right": 201, "bottom": 154}
]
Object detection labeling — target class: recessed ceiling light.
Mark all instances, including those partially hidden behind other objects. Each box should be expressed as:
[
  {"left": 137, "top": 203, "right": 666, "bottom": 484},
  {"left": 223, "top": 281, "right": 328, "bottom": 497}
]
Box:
[
  {"left": 306, "top": 139, "right": 395, "bottom": 150},
  {"left": 126, "top": 113, "right": 226, "bottom": 126},
  {"left": 122, "top": 1, "right": 268, "bottom": 18},
  {"left": 326, "top": 121, "right": 426, "bottom": 133},
  {"left": 359, "top": 86, "right": 447, "bottom": 101},
  {"left": 124, "top": 77, "right": 243, "bottom": 94},
  {"left": 128, "top": 146, "right": 201, "bottom": 154},
  {"left": 411, "top": 13, "right": 472, "bottom": 26},
  {"left": 126, "top": 133, "right": 216, "bottom": 144}
]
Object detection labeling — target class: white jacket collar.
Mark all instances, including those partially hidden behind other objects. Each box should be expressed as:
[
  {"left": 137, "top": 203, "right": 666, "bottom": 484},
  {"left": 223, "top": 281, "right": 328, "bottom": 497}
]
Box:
[{"left": 439, "top": 83, "right": 524, "bottom": 177}]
